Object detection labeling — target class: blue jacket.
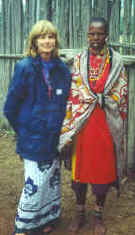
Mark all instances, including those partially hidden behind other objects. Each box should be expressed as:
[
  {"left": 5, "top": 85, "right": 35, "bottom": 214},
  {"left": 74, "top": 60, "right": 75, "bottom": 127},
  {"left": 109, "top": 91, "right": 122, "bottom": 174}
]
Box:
[{"left": 4, "top": 56, "right": 71, "bottom": 161}]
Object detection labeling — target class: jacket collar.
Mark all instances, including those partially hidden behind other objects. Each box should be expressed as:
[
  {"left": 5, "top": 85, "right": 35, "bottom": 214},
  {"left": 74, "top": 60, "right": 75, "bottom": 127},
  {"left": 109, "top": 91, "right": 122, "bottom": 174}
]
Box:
[{"left": 30, "top": 55, "right": 65, "bottom": 72}]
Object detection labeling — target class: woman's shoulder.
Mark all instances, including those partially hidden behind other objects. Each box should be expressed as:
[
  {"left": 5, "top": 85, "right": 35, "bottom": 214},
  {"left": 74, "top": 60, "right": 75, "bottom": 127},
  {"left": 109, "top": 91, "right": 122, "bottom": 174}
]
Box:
[
  {"left": 16, "top": 56, "right": 34, "bottom": 69},
  {"left": 53, "top": 57, "right": 71, "bottom": 73},
  {"left": 14, "top": 56, "right": 37, "bottom": 76}
]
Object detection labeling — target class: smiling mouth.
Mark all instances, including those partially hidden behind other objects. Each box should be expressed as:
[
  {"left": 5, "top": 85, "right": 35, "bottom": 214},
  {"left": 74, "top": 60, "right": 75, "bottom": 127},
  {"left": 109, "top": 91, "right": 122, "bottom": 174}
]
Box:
[
  {"left": 92, "top": 43, "right": 100, "bottom": 47},
  {"left": 41, "top": 46, "right": 52, "bottom": 49}
]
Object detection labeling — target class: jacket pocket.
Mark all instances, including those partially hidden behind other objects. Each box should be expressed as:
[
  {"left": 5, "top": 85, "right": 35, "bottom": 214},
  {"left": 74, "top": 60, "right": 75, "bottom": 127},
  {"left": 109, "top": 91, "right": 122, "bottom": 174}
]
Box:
[
  {"left": 28, "top": 119, "right": 46, "bottom": 135},
  {"left": 17, "top": 131, "right": 59, "bottom": 156},
  {"left": 45, "top": 110, "right": 63, "bottom": 131}
]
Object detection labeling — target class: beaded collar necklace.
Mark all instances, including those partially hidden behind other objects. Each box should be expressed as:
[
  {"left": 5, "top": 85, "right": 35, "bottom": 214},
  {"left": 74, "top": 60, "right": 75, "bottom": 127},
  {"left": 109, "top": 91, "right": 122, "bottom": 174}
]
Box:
[{"left": 88, "top": 47, "right": 110, "bottom": 87}]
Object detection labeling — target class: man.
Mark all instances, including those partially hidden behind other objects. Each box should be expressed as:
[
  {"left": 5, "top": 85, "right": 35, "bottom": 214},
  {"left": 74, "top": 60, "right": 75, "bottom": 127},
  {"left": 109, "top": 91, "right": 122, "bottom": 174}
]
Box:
[{"left": 59, "top": 17, "right": 128, "bottom": 235}]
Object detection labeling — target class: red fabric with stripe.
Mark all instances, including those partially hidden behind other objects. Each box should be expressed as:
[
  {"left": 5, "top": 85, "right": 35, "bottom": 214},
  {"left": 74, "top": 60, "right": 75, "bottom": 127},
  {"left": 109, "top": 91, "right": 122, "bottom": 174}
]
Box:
[{"left": 74, "top": 54, "right": 117, "bottom": 184}]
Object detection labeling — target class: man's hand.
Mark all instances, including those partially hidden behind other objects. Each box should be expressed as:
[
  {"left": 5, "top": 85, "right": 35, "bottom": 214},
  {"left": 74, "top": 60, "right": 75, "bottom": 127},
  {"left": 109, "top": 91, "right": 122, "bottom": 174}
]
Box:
[{"left": 60, "top": 141, "right": 73, "bottom": 170}]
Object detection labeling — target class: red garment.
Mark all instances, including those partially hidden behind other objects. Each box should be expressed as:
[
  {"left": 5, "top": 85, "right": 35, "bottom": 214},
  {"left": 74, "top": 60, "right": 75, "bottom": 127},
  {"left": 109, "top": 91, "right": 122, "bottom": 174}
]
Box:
[
  {"left": 89, "top": 54, "right": 110, "bottom": 93},
  {"left": 74, "top": 54, "right": 117, "bottom": 184}
]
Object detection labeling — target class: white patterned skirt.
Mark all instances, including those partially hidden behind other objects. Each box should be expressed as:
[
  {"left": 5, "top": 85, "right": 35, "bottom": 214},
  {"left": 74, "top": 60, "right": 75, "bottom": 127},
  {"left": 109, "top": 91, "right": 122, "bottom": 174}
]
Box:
[{"left": 14, "top": 158, "right": 61, "bottom": 233}]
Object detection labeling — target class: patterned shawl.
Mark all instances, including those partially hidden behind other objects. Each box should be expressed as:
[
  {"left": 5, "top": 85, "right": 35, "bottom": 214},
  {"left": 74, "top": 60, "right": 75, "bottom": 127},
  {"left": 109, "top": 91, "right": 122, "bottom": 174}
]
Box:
[{"left": 59, "top": 48, "right": 128, "bottom": 179}]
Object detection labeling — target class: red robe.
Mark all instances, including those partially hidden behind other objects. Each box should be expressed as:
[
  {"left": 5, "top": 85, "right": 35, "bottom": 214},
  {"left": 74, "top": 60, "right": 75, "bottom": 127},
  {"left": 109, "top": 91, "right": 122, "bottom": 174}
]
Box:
[{"left": 74, "top": 54, "right": 117, "bottom": 184}]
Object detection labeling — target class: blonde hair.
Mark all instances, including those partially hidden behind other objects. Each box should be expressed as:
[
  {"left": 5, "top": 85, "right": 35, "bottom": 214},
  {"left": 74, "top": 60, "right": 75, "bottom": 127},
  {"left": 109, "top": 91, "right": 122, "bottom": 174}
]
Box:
[{"left": 25, "top": 20, "right": 60, "bottom": 58}]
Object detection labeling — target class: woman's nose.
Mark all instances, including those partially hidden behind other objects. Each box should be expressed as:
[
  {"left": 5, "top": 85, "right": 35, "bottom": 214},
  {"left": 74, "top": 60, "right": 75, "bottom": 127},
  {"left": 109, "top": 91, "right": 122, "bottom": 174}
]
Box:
[
  {"left": 93, "top": 33, "right": 99, "bottom": 39},
  {"left": 44, "top": 37, "right": 49, "bottom": 42}
]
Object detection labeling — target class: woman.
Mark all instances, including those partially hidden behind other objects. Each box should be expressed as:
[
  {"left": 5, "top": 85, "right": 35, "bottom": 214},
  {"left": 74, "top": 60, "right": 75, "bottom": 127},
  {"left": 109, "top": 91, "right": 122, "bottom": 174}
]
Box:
[
  {"left": 59, "top": 17, "right": 128, "bottom": 235},
  {"left": 4, "top": 20, "right": 71, "bottom": 235}
]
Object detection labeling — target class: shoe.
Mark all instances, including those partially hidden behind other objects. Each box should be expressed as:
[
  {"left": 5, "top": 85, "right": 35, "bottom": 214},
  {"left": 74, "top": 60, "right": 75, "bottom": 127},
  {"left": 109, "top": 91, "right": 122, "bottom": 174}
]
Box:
[
  {"left": 69, "top": 210, "right": 85, "bottom": 232},
  {"left": 42, "top": 225, "right": 54, "bottom": 234},
  {"left": 92, "top": 210, "right": 106, "bottom": 235}
]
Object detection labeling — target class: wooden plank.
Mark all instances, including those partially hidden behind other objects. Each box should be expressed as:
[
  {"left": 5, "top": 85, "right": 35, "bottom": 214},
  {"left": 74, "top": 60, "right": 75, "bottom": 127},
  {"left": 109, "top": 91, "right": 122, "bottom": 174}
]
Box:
[
  {"left": 96, "top": 0, "right": 108, "bottom": 18},
  {"left": 24, "top": 0, "right": 37, "bottom": 37},
  {"left": 81, "top": 0, "right": 92, "bottom": 48},
  {"left": 127, "top": 66, "right": 135, "bottom": 168},
  {"left": 36, "top": 0, "right": 51, "bottom": 21},
  {"left": 56, "top": 0, "right": 70, "bottom": 48},
  {"left": 1, "top": 0, "right": 10, "bottom": 53},
  {"left": 131, "top": 0, "right": 135, "bottom": 54},
  {"left": 8, "top": 0, "right": 24, "bottom": 54},
  {"left": 109, "top": 0, "right": 121, "bottom": 43},
  {"left": 123, "top": 0, "right": 133, "bottom": 54}
]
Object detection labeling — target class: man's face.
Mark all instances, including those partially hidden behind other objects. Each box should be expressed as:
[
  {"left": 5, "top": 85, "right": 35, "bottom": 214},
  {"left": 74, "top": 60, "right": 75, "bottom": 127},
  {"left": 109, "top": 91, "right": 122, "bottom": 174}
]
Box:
[{"left": 88, "top": 22, "right": 107, "bottom": 51}]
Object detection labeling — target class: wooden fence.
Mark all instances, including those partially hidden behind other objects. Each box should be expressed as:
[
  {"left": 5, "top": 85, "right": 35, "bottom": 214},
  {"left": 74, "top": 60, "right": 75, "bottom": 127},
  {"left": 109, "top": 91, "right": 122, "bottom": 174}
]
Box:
[{"left": 0, "top": 50, "right": 135, "bottom": 171}]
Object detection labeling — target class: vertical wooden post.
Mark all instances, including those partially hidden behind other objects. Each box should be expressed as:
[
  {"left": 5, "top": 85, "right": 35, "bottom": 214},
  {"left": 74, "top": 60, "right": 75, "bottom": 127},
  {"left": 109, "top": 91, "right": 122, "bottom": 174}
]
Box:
[
  {"left": 123, "top": 0, "right": 133, "bottom": 54},
  {"left": 109, "top": 0, "right": 121, "bottom": 52},
  {"left": 127, "top": 65, "right": 135, "bottom": 169}
]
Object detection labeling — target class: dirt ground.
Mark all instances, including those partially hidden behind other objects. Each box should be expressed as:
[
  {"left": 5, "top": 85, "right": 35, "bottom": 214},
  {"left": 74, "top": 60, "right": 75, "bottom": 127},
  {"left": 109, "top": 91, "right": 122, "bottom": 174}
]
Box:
[{"left": 0, "top": 133, "right": 135, "bottom": 235}]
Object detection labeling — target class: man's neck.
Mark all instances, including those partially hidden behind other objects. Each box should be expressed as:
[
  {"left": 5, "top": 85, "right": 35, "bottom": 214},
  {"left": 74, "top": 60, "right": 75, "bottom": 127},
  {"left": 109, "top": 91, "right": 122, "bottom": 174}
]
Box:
[{"left": 89, "top": 47, "right": 105, "bottom": 56}]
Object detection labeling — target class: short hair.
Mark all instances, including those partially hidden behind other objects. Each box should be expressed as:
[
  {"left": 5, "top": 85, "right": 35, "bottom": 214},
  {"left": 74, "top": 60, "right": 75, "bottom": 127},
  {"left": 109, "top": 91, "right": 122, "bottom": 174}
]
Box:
[
  {"left": 89, "top": 17, "right": 109, "bottom": 35},
  {"left": 25, "top": 20, "right": 60, "bottom": 58}
]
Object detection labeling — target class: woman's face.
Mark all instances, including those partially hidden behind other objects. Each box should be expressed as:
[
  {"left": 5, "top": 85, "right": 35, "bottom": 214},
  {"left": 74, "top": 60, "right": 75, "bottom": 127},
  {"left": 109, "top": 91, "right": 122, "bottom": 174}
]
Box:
[
  {"left": 36, "top": 33, "right": 56, "bottom": 59},
  {"left": 88, "top": 22, "right": 107, "bottom": 52}
]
